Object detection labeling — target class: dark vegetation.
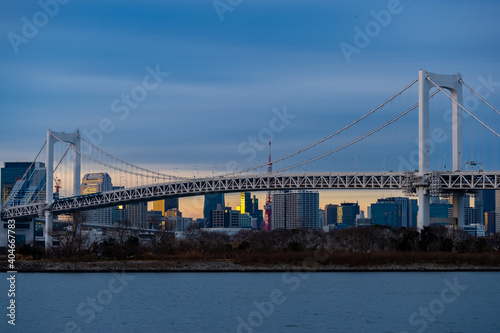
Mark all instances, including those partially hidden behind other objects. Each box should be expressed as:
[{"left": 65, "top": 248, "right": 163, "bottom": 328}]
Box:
[{"left": 4, "top": 221, "right": 500, "bottom": 267}]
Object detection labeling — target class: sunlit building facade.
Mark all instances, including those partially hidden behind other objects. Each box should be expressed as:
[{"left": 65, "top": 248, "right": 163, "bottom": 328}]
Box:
[
  {"left": 337, "top": 203, "right": 360, "bottom": 227},
  {"left": 81, "top": 173, "right": 113, "bottom": 225}
]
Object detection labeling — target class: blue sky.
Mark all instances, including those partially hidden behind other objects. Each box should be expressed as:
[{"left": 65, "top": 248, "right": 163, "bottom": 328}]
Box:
[{"left": 1, "top": 0, "right": 500, "bottom": 215}]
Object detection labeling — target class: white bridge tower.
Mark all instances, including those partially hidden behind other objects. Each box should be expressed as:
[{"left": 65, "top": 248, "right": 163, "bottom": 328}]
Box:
[
  {"left": 45, "top": 130, "right": 81, "bottom": 249},
  {"left": 417, "top": 70, "right": 464, "bottom": 229}
]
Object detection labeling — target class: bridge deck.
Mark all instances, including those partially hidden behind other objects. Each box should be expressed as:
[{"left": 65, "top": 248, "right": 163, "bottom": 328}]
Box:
[{"left": 2, "top": 171, "right": 499, "bottom": 220}]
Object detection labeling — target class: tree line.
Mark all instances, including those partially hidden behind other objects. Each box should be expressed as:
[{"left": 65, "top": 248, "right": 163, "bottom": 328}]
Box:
[{"left": 7, "top": 213, "right": 500, "bottom": 266}]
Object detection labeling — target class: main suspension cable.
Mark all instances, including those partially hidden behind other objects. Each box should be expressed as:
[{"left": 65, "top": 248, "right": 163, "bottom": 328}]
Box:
[
  {"left": 277, "top": 90, "right": 440, "bottom": 172},
  {"left": 226, "top": 78, "right": 419, "bottom": 176}
]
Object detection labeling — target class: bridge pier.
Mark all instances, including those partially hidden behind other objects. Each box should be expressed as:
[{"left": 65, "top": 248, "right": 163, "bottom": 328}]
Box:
[
  {"left": 44, "top": 211, "right": 53, "bottom": 250},
  {"left": 452, "top": 193, "right": 466, "bottom": 229},
  {"left": 417, "top": 187, "right": 430, "bottom": 229}
]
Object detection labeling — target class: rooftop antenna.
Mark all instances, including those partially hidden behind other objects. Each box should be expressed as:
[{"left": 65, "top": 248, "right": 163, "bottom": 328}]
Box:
[
  {"left": 262, "top": 138, "right": 272, "bottom": 231},
  {"left": 267, "top": 139, "right": 272, "bottom": 173}
]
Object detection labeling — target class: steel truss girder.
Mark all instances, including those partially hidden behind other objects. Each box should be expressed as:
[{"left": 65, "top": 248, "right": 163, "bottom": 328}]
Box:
[{"left": 2, "top": 171, "right": 500, "bottom": 219}]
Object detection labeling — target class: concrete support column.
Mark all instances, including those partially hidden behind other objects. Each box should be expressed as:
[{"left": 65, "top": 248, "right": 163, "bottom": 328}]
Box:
[
  {"left": 417, "top": 187, "right": 430, "bottom": 229},
  {"left": 452, "top": 193, "right": 466, "bottom": 229},
  {"left": 44, "top": 210, "right": 53, "bottom": 249}
]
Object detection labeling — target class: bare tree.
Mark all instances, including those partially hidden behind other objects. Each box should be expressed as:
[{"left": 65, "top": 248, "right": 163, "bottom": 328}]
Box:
[{"left": 55, "top": 212, "right": 91, "bottom": 258}]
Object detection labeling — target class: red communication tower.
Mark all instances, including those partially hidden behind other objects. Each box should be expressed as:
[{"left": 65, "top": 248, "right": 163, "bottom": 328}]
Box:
[
  {"left": 262, "top": 139, "right": 272, "bottom": 231},
  {"left": 54, "top": 177, "right": 62, "bottom": 194}
]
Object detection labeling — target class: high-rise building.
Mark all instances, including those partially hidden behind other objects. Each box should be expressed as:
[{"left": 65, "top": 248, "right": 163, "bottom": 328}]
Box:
[
  {"left": 176, "top": 217, "right": 194, "bottom": 231},
  {"left": 1, "top": 162, "right": 36, "bottom": 204},
  {"left": 251, "top": 195, "right": 263, "bottom": 228},
  {"left": 208, "top": 204, "right": 240, "bottom": 228},
  {"left": 251, "top": 195, "right": 259, "bottom": 215},
  {"left": 125, "top": 202, "right": 148, "bottom": 228},
  {"left": 371, "top": 197, "right": 417, "bottom": 228},
  {"left": 319, "top": 209, "right": 325, "bottom": 227},
  {"left": 271, "top": 191, "right": 319, "bottom": 230},
  {"left": 2, "top": 162, "right": 46, "bottom": 207},
  {"left": 271, "top": 192, "right": 286, "bottom": 229},
  {"left": 324, "top": 204, "right": 338, "bottom": 226},
  {"left": 430, "top": 203, "right": 453, "bottom": 218},
  {"left": 463, "top": 224, "right": 486, "bottom": 237},
  {"left": 153, "top": 198, "right": 179, "bottom": 216},
  {"left": 485, "top": 211, "right": 496, "bottom": 235},
  {"left": 337, "top": 203, "right": 360, "bottom": 227},
  {"left": 481, "top": 190, "right": 496, "bottom": 212},
  {"left": 239, "top": 213, "right": 252, "bottom": 228},
  {"left": 165, "top": 208, "right": 182, "bottom": 218},
  {"left": 112, "top": 206, "right": 125, "bottom": 224},
  {"left": 81, "top": 173, "right": 113, "bottom": 194},
  {"left": 196, "top": 218, "right": 207, "bottom": 228},
  {"left": 391, "top": 197, "right": 409, "bottom": 228},
  {"left": 465, "top": 207, "right": 478, "bottom": 225},
  {"left": 111, "top": 186, "right": 125, "bottom": 224},
  {"left": 147, "top": 210, "right": 163, "bottom": 228},
  {"left": 81, "top": 173, "right": 113, "bottom": 225},
  {"left": 204, "top": 193, "right": 225, "bottom": 222},
  {"left": 496, "top": 191, "right": 500, "bottom": 233},
  {"left": 427, "top": 201, "right": 454, "bottom": 226},
  {"left": 355, "top": 211, "right": 371, "bottom": 226},
  {"left": 371, "top": 199, "right": 402, "bottom": 228},
  {"left": 210, "top": 204, "right": 225, "bottom": 228},
  {"left": 409, "top": 199, "right": 418, "bottom": 228},
  {"left": 240, "top": 192, "right": 252, "bottom": 215},
  {"left": 227, "top": 209, "right": 240, "bottom": 228},
  {"left": 474, "top": 190, "right": 495, "bottom": 225}
]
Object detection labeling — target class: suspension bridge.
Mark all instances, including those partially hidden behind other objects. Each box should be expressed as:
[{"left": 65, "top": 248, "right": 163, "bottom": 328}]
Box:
[{"left": 2, "top": 70, "right": 500, "bottom": 248}]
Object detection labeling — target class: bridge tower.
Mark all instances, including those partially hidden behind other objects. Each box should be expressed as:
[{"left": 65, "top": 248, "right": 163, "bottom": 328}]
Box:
[
  {"left": 45, "top": 130, "right": 81, "bottom": 249},
  {"left": 417, "top": 70, "right": 464, "bottom": 229}
]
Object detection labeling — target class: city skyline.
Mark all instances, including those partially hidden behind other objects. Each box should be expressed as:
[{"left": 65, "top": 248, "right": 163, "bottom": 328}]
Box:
[{"left": 2, "top": 2, "right": 500, "bottom": 332}]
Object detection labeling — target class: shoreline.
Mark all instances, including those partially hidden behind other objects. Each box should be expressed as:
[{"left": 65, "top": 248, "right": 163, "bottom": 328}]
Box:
[{"left": 2, "top": 260, "right": 500, "bottom": 273}]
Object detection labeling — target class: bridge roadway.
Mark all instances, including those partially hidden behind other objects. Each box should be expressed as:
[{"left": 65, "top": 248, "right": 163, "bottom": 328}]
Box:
[{"left": 2, "top": 171, "right": 500, "bottom": 220}]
